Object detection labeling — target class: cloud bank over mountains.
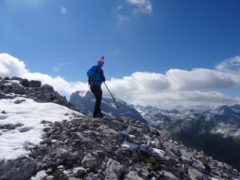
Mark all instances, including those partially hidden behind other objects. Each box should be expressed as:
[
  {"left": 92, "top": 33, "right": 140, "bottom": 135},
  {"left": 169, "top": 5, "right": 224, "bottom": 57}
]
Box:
[{"left": 0, "top": 53, "right": 240, "bottom": 109}]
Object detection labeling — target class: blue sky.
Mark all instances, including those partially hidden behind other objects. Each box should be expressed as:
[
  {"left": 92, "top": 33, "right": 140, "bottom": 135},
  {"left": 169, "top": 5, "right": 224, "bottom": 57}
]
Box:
[{"left": 0, "top": 0, "right": 240, "bottom": 109}]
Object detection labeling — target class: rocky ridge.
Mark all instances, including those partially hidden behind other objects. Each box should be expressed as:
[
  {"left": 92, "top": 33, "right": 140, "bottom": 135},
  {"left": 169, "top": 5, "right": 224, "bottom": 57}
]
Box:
[{"left": 0, "top": 77, "right": 73, "bottom": 109}]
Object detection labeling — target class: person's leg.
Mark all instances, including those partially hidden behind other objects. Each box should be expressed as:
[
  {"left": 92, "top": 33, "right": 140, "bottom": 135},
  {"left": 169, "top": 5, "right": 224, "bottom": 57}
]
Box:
[
  {"left": 95, "top": 87, "right": 102, "bottom": 116},
  {"left": 90, "top": 86, "right": 102, "bottom": 117},
  {"left": 90, "top": 86, "right": 97, "bottom": 117}
]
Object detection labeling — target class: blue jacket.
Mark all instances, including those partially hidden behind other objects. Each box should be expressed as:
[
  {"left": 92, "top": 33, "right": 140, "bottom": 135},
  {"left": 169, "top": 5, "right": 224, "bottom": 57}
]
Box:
[{"left": 87, "top": 65, "right": 105, "bottom": 87}]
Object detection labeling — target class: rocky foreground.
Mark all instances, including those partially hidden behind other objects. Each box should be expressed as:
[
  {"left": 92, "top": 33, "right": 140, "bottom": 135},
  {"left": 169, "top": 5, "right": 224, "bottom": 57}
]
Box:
[
  {"left": 0, "top": 77, "right": 240, "bottom": 180},
  {"left": 0, "top": 116, "right": 239, "bottom": 180}
]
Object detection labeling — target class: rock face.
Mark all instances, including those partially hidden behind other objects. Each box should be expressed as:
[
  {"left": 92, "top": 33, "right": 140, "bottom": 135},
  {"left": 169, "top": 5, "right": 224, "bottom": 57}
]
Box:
[
  {"left": 0, "top": 77, "right": 74, "bottom": 109},
  {"left": 70, "top": 90, "right": 146, "bottom": 123},
  {"left": 1, "top": 117, "right": 239, "bottom": 180}
]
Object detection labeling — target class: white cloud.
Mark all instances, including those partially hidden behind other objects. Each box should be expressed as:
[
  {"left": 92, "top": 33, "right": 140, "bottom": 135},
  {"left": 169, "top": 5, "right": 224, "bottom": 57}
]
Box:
[
  {"left": 126, "top": 0, "right": 152, "bottom": 14},
  {"left": 0, "top": 53, "right": 28, "bottom": 77},
  {"left": 107, "top": 70, "right": 240, "bottom": 109},
  {"left": 107, "top": 69, "right": 240, "bottom": 94},
  {"left": 166, "top": 68, "right": 240, "bottom": 90},
  {"left": 114, "top": 0, "right": 152, "bottom": 25},
  {"left": 216, "top": 56, "right": 240, "bottom": 72},
  {"left": 0, "top": 53, "right": 88, "bottom": 95},
  {"left": 23, "top": 73, "right": 88, "bottom": 95},
  {"left": 1, "top": 53, "right": 240, "bottom": 109}
]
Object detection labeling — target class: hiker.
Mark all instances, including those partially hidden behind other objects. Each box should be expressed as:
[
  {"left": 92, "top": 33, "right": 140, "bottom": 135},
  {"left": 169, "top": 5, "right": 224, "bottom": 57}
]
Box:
[{"left": 87, "top": 56, "right": 106, "bottom": 118}]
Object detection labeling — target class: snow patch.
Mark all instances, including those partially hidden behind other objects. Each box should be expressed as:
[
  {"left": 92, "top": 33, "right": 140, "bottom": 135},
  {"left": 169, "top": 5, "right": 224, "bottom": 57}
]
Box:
[
  {"left": 119, "top": 130, "right": 135, "bottom": 138},
  {"left": 121, "top": 140, "right": 165, "bottom": 158},
  {"left": 79, "top": 90, "right": 88, "bottom": 97},
  {"left": 0, "top": 97, "right": 84, "bottom": 160},
  {"left": 121, "top": 140, "right": 139, "bottom": 149},
  {"left": 152, "top": 148, "right": 165, "bottom": 157},
  {"left": 31, "top": 170, "right": 47, "bottom": 180}
]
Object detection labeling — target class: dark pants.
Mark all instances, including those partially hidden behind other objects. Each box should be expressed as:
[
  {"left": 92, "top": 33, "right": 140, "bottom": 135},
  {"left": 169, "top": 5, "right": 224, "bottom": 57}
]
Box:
[{"left": 90, "top": 85, "right": 102, "bottom": 117}]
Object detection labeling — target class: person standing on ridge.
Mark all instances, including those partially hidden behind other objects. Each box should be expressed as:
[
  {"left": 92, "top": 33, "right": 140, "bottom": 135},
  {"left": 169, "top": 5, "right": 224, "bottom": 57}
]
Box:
[{"left": 87, "top": 56, "right": 106, "bottom": 118}]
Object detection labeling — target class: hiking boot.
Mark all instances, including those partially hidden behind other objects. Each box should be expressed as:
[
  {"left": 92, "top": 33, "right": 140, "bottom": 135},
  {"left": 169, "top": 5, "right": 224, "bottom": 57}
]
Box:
[
  {"left": 93, "top": 113, "right": 103, "bottom": 118},
  {"left": 99, "top": 112, "right": 106, "bottom": 117}
]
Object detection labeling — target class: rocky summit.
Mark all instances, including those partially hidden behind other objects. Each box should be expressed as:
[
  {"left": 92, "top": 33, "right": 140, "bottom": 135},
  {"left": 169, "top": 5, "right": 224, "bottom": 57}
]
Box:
[
  {"left": 0, "top": 77, "right": 240, "bottom": 180},
  {"left": 0, "top": 77, "right": 73, "bottom": 109}
]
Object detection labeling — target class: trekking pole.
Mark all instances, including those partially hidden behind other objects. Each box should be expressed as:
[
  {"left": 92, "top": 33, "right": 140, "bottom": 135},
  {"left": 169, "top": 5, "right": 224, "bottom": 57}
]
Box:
[{"left": 104, "top": 82, "right": 119, "bottom": 109}]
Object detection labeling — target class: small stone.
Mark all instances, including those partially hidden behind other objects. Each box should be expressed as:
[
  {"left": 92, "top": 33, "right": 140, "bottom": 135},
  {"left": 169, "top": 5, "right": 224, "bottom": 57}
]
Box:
[
  {"left": 41, "top": 120, "right": 51, "bottom": 124},
  {"left": 58, "top": 165, "right": 64, "bottom": 169},
  {"left": 81, "top": 153, "right": 99, "bottom": 169},
  {"left": 73, "top": 167, "right": 87, "bottom": 178},
  {"left": 14, "top": 99, "right": 26, "bottom": 104},
  {"left": 125, "top": 171, "right": 145, "bottom": 180},
  {"left": 46, "top": 175, "right": 54, "bottom": 180},
  {"left": 161, "top": 170, "right": 178, "bottom": 180},
  {"left": 68, "top": 177, "right": 81, "bottom": 180},
  {"left": 19, "top": 127, "right": 32, "bottom": 133},
  {"left": 46, "top": 168, "right": 53, "bottom": 173},
  {"left": 43, "top": 127, "right": 51, "bottom": 132},
  {"left": 105, "top": 159, "right": 125, "bottom": 180}
]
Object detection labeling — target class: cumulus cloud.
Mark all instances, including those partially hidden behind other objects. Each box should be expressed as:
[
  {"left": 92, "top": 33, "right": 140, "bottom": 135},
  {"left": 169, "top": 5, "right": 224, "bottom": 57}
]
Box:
[
  {"left": 0, "top": 53, "right": 88, "bottom": 95},
  {"left": 1, "top": 53, "right": 240, "bottom": 109},
  {"left": 126, "top": 0, "right": 152, "bottom": 14},
  {"left": 166, "top": 68, "right": 240, "bottom": 90},
  {"left": 108, "top": 69, "right": 240, "bottom": 94},
  {"left": 216, "top": 56, "right": 240, "bottom": 72},
  {"left": 0, "top": 54, "right": 28, "bottom": 77},
  {"left": 107, "top": 70, "right": 240, "bottom": 109}
]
